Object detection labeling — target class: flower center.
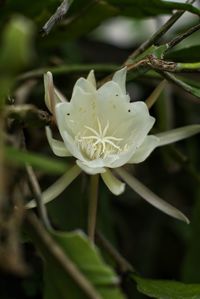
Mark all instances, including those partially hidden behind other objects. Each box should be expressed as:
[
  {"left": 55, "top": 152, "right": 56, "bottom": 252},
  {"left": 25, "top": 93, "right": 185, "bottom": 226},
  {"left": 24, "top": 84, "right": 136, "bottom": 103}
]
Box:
[{"left": 75, "top": 118, "right": 126, "bottom": 160}]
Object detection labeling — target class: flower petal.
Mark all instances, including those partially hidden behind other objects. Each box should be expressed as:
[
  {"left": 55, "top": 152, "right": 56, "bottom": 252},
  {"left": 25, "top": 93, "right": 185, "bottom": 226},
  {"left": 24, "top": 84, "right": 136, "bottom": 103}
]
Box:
[
  {"left": 156, "top": 124, "right": 200, "bottom": 146},
  {"left": 128, "top": 135, "right": 159, "bottom": 164},
  {"left": 112, "top": 67, "right": 127, "bottom": 95},
  {"left": 44, "top": 71, "right": 54, "bottom": 113},
  {"left": 45, "top": 126, "right": 71, "bottom": 157},
  {"left": 26, "top": 164, "right": 82, "bottom": 208},
  {"left": 115, "top": 168, "right": 189, "bottom": 224},
  {"left": 44, "top": 72, "right": 66, "bottom": 114},
  {"left": 76, "top": 160, "right": 106, "bottom": 175},
  {"left": 87, "top": 70, "right": 96, "bottom": 88},
  {"left": 55, "top": 102, "right": 87, "bottom": 161},
  {"left": 101, "top": 169, "right": 125, "bottom": 195},
  {"left": 72, "top": 77, "right": 96, "bottom": 97}
]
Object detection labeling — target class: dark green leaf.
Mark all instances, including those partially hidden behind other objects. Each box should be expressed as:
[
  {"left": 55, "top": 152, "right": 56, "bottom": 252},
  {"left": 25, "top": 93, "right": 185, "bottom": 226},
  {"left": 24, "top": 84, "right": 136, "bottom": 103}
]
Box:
[
  {"left": 134, "top": 275, "right": 200, "bottom": 299},
  {"left": 107, "top": 0, "right": 200, "bottom": 18},
  {"left": 165, "top": 46, "right": 200, "bottom": 62}
]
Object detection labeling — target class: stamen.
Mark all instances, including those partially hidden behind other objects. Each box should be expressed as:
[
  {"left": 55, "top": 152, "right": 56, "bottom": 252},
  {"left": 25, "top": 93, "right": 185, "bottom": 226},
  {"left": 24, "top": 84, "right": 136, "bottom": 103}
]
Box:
[{"left": 75, "top": 118, "right": 128, "bottom": 160}]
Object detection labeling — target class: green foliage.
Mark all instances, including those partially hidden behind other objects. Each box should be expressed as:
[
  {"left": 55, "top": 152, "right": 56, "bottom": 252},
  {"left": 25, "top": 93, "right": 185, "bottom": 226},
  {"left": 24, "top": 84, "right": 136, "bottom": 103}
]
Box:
[
  {"left": 1, "top": 0, "right": 200, "bottom": 299},
  {"left": 166, "top": 46, "right": 200, "bottom": 63},
  {"left": 134, "top": 275, "right": 200, "bottom": 299},
  {"left": 0, "top": 16, "right": 34, "bottom": 74},
  {"left": 6, "top": 146, "right": 68, "bottom": 174},
  {"left": 43, "top": 231, "right": 125, "bottom": 299}
]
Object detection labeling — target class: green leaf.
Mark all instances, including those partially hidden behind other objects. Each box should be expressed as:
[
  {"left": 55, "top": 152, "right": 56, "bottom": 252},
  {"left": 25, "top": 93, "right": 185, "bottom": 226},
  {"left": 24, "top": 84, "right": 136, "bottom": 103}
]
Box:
[
  {"left": 165, "top": 46, "right": 200, "bottom": 63},
  {"left": 107, "top": 0, "right": 200, "bottom": 18},
  {"left": 5, "top": 146, "right": 68, "bottom": 174},
  {"left": 162, "top": 73, "right": 200, "bottom": 99},
  {"left": 44, "top": 231, "right": 125, "bottom": 299},
  {"left": 134, "top": 275, "right": 200, "bottom": 299}
]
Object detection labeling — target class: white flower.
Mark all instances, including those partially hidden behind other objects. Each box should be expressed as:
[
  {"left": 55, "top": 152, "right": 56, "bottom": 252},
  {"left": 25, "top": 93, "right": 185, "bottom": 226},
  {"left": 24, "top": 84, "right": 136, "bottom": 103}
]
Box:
[{"left": 27, "top": 68, "right": 200, "bottom": 223}]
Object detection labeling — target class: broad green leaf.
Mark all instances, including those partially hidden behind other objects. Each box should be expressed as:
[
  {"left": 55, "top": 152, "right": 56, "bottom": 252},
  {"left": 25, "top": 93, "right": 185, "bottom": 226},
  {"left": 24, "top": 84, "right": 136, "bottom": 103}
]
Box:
[
  {"left": 134, "top": 275, "right": 200, "bottom": 299},
  {"left": 5, "top": 146, "right": 68, "bottom": 174},
  {"left": 43, "top": 231, "right": 125, "bottom": 299},
  {"left": 165, "top": 46, "right": 200, "bottom": 63}
]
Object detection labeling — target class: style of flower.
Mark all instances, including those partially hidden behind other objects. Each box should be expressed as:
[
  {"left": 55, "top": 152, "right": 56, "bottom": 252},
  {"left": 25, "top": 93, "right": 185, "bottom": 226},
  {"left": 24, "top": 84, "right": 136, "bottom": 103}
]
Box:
[{"left": 27, "top": 68, "right": 200, "bottom": 223}]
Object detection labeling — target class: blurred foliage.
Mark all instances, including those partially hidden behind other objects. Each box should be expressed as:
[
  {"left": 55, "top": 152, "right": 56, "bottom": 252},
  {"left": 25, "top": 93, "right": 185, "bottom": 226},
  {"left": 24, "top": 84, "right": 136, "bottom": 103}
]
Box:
[{"left": 1, "top": 0, "right": 200, "bottom": 299}]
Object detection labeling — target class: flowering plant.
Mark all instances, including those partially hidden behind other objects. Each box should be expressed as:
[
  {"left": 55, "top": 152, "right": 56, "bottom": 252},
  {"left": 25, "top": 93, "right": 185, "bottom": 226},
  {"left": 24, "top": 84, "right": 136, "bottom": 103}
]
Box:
[{"left": 27, "top": 68, "right": 200, "bottom": 224}]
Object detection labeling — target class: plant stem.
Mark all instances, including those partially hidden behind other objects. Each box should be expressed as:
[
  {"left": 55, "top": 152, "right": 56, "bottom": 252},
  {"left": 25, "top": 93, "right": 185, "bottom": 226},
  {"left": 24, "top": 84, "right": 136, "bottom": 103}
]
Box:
[
  {"left": 17, "top": 64, "right": 119, "bottom": 81},
  {"left": 88, "top": 174, "right": 99, "bottom": 243},
  {"left": 124, "top": 0, "right": 196, "bottom": 63},
  {"left": 96, "top": 231, "right": 134, "bottom": 273},
  {"left": 166, "top": 22, "right": 200, "bottom": 51},
  {"left": 26, "top": 165, "right": 52, "bottom": 231}
]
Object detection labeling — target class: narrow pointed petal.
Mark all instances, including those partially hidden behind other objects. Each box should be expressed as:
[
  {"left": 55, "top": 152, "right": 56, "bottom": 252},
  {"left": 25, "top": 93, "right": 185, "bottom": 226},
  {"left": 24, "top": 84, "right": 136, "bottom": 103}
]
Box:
[
  {"left": 76, "top": 160, "right": 106, "bottom": 175},
  {"left": 44, "top": 72, "right": 66, "bottom": 116},
  {"left": 46, "top": 126, "right": 71, "bottom": 157},
  {"left": 156, "top": 124, "right": 200, "bottom": 147},
  {"left": 115, "top": 168, "right": 189, "bottom": 224},
  {"left": 54, "top": 87, "right": 67, "bottom": 102},
  {"left": 112, "top": 67, "right": 127, "bottom": 94},
  {"left": 26, "top": 165, "right": 82, "bottom": 208},
  {"left": 128, "top": 135, "right": 159, "bottom": 164},
  {"left": 44, "top": 71, "right": 54, "bottom": 113},
  {"left": 101, "top": 169, "right": 125, "bottom": 195},
  {"left": 87, "top": 70, "right": 96, "bottom": 88}
]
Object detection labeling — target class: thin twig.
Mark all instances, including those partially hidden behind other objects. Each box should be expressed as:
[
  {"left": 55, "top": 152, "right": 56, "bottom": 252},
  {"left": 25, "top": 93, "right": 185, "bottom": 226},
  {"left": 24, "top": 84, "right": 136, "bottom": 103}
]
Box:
[
  {"left": 25, "top": 212, "right": 103, "bottom": 299},
  {"left": 88, "top": 175, "right": 99, "bottom": 242},
  {"left": 41, "top": 0, "right": 72, "bottom": 35},
  {"left": 96, "top": 231, "right": 134, "bottom": 273},
  {"left": 26, "top": 165, "right": 52, "bottom": 231},
  {"left": 124, "top": 0, "right": 196, "bottom": 63},
  {"left": 158, "top": 71, "right": 200, "bottom": 101},
  {"left": 167, "top": 21, "right": 200, "bottom": 50}
]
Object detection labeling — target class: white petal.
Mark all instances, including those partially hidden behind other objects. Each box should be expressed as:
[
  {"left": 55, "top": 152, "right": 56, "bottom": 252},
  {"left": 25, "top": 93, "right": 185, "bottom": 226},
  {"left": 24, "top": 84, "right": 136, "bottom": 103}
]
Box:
[
  {"left": 76, "top": 160, "right": 106, "bottom": 175},
  {"left": 45, "top": 126, "right": 71, "bottom": 157},
  {"left": 101, "top": 169, "right": 125, "bottom": 195},
  {"left": 156, "top": 124, "right": 200, "bottom": 146},
  {"left": 128, "top": 135, "right": 159, "bottom": 164},
  {"left": 112, "top": 67, "right": 127, "bottom": 95},
  {"left": 115, "top": 168, "right": 189, "bottom": 224},
  {"left": 72, "top": 77, "right": 96, "bottom": 98},
  {"left": 26, "top": 165, "right": 82, "bottom": 208},
  {"left": 44, "top": 71, "right": 54, "bottom": 113},
  {"left": 87, "top": 70, "right": 96, "bottom": 88},
  {"left": 107, "top": 102, "right": 156, "bottom": 168},
  {"left": 55, "top": 102, "right": 87, "bottom": 161},
  {"left": 44, "top": 72, "right": 66, "bottom": 114}
]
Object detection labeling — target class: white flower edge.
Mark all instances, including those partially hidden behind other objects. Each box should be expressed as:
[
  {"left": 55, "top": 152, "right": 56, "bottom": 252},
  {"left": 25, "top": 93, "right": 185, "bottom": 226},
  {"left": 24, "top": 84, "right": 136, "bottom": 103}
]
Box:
[
  {"left": 26, "top": 164, "right": 82, "bottom": 208},
  {"left": 115, "top": 167, "right": 189, "bottom": 224},
  {"left": 101, "top": 169, "right": 125, "bottom": 195},
  {"left": 46, "top": 126, "right": 72, "bottom": 157},
  {"left": 44, "top": 71, "right": 66, "bottom": 115}
]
